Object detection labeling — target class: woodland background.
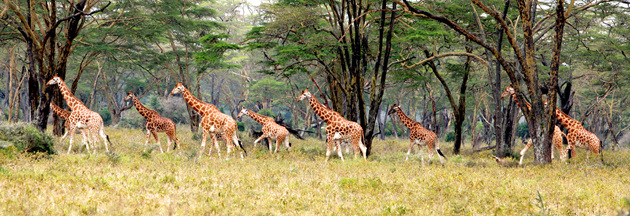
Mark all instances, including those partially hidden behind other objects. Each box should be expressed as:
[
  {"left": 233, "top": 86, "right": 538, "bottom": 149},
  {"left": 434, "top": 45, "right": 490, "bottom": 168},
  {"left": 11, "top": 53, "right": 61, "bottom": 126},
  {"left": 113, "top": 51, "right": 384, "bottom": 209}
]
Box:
[{"left": 1, "top": 0, "right": 629, "bottom": 161}]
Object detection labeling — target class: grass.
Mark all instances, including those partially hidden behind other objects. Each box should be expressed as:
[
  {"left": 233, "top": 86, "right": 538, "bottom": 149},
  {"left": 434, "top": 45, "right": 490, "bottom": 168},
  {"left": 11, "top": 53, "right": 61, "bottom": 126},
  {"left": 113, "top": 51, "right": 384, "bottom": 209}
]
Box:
[{"left": 1, "top": 126, "right": 629, "bottom": 215}]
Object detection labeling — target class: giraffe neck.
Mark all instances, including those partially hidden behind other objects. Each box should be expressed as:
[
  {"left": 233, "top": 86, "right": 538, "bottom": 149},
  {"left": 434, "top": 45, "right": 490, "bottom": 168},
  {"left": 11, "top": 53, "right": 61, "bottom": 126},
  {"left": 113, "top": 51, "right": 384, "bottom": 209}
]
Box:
[
  {"left": 511, "top": 94, "right": 532, "bottom": 110},
  {"left": 51, "top": 103, "right": 71, "bottom": 120},
  {"left": 181, "top": 87, "right": 217, "bottom": 116},
  {"left": 309, "top": 96, "right": 339, "bottom": 124},
  {"left": 57, "top": 79, "right": 87, "bottom": 111},
  {"left": 246, "top": 110, "right": 273, "bottom": 125},
  {"left": 132, "top": 96, "right": 158, "bottom": 119},
  {"left": 555, "top": 109, "right": 584, "bottom": 130},
  {"left": 396, "top": 109, "right": 420, "bottom": 129}
]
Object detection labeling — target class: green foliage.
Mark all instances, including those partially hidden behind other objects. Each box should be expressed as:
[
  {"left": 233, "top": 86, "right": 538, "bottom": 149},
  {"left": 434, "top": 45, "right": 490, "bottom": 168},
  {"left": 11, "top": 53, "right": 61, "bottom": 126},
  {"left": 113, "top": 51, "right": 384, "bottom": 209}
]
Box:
[
  {"left": 517, "top": 122, "right": 529, "bottom": 139},
  {"left": 446, "top": 131, "right": 456, "bottom": 142},
  {"left": 148, "top": 96, "right": 164, "bottom": 113},
  {"left": 119, "top": 108, "right": 145, "bottom": 129},
  {"left": 98, "top": 109, "right": 112, "bottom": 125},
  {"left": 257, "top": 109, "right": 274, "bottom": 118},
  {"left": 0, "top": 122, "right": 55, "bottom": 155},
  {"left": 237, "top": 122, "right": 245, "bottom": 132}
]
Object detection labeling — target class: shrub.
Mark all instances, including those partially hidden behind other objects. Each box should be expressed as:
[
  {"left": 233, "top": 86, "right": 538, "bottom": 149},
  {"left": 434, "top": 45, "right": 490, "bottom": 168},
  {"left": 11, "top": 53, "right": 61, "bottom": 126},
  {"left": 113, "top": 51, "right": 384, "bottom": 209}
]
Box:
[
  {"left": 159, "top": 96, "right": 190, "bottom": 125},
  {"left": 516, "top": 122, "right": 529, "bottom": 139},
  {"left": 119, "top": 108, "right": 145, "bottom": 129},
  {"left": 0, "top": 122, "right": 55, "bottom": 154},
  {"left": 98, "top": 109, "right": 112, "bottom": 125},
  {"left": 445, "top": 131, "right": 455, "bottom": 142}
]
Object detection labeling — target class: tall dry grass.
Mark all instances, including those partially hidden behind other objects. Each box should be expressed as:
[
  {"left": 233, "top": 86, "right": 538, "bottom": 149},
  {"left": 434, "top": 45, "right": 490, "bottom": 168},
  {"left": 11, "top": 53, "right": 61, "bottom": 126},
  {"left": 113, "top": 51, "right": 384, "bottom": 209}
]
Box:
[{"left": 0, "top": 126, "right": 629, "bottom": 215}]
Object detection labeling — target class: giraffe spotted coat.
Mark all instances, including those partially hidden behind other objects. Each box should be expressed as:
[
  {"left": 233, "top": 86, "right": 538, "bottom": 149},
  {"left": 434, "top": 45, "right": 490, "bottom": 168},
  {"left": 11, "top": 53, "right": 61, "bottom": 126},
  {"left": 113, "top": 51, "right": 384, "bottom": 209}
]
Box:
[
  {"left": 298, "top": 88, "right": 366, "bottom": 162},
  {"left": 238, "top": 108, "right": 291, "bottom": 154},
  {"left": 125, "top": 91, "right": 179, "bottom": 153}
]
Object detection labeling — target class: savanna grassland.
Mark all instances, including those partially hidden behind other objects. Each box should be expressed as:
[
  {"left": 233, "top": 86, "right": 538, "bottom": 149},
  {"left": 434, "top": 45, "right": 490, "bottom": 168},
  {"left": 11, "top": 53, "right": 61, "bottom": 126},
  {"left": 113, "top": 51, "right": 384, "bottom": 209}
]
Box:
[{"left": 1, "top": 127, "right": 629, "bottom": 215}]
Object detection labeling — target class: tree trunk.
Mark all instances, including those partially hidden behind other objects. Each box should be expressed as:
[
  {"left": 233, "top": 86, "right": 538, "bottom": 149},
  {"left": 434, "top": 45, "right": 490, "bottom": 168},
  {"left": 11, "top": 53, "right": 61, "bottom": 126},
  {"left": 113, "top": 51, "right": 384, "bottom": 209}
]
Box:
[{"left": 499, "top": 99, "right": 517, "bottom": 157}]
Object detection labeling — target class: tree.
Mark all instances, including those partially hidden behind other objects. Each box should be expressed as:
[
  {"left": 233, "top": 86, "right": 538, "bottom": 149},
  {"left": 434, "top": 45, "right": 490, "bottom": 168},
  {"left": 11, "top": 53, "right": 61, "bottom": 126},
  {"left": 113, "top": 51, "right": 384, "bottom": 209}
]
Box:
[
  {"left": 248, "top": 0, "right": 401, "bottom": 156},
  {"left": 398, "top": 0, "right": 591, "bottom": 163},
  {"left": 1, "top": 0, "right": 110, "bottom": 131}
]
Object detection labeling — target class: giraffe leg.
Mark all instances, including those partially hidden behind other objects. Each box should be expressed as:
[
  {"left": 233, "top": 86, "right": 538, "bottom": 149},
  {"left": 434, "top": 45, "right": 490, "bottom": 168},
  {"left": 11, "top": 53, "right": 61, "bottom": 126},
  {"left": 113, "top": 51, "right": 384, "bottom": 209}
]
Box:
[
  {"left": 165, "top": 136, "right": 172, "bottom": 153},
  {"left": 284, "top": 135, "right": 291, "bottom": 152},
  {"left": 335, "top": 140, "right": 345, "bottom": 162},
  {"left": 166, "top": 130, "right": 178, "bottom": 151},
  {"left": 325, "top": 136, "right": 334, "bottom": 162},
  {"left": 60, "top": 131, "right": 69, "bottom": 142},
  {"left": 90, "top": 126, "right": 100, "bottom": 154},
  {"left": 266, "top": 137, "right": 273, "bottom": 153},
  {"left": 420, "top": 146, "right": 427, "bottom": 165},
  {"left": 358, "top": 138, "right": 367, "bottom": 161},
  {"left": 212, "top": 134, "right": 221, "bottom": 157},
  {"left": 199, "top": 129, "right": 208, "bottom": 159},
  {"left": 253, "top": 135, "right": 267, "bottom": 149},
  {"left": 406, "top": 140, "right": 414, "bottom": 161},
  {"left": 145, "top": 129, "right": 152, "bottom": 146},
  {"left": 67, "top": 126, "right": 78, "bottom": 154},
  {"left": 231, "top": 134, "right": 244, "bottom": 159},
  {"left": 151, "top": 130, "right": 163, "bottom": 153},
  {"left": 274, "top": 137, "right": 281, "bottom": 154},
  {"left": 519, "top": 140, "right": 533, "bottom": 165},
  {"left": 99, "top": 126, "right": 110, "bottom": 153}
]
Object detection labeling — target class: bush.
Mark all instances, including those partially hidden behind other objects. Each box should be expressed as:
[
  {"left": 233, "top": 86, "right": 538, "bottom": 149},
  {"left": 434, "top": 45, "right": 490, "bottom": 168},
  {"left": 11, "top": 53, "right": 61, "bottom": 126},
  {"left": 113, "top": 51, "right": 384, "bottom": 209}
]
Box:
[
  {"left": 98, "top": 109, "right": 112, "bottom": 125},
  {"left": 0, "top": 122, "right": 55, "bottom": 154},
  {"left": 159, "top": 96, "right": 190, "bottom": 125},
  {"left": 517, "top": 122, "right": 529, "bottom": 139},
  {"left": 445, "top": 131, "right": 455, "bottom": 142},
  {"left": 119, "top": 108, "right": 146, "bottom": 129}
]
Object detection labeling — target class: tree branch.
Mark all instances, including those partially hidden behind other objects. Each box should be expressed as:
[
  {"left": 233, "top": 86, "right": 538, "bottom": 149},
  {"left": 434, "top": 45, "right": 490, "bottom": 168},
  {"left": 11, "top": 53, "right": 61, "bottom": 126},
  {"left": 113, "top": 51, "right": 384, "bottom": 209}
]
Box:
[{"left": 401, "top": 52, "right": 488, "bottom": 69}]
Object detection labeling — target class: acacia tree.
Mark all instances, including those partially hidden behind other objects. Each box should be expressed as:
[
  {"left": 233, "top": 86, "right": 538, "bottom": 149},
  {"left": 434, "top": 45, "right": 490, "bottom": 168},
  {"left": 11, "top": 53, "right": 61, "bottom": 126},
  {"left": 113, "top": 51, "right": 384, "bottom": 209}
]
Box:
[
  {"left": 248, "top": 0, "right": 400, "bottom": 156},
  {"left": 1, "top": 0, "right": 110, "bottom": 131},
  {"left": 398, "top": 0, "right": 579, "bottom": 163}
]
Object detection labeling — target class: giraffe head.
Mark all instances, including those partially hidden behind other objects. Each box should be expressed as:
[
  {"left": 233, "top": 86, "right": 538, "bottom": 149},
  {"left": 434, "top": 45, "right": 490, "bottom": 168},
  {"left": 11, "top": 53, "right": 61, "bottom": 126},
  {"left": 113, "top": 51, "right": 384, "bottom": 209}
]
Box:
[
  {"left": 297, "top": 88, "right": 312, "bottom": 102},
  {"left": 124, "top": 90, "right": 135, "bottom": 102},
  {"left": 500, "top": 84, "right": 515, "bottom": 99},
  {"left": 170, "top": 83, "right": 186, "bottom": 95},
  {"left": 237, "top": 107, "right": 249, "bottom": 119},
  {"left": 387, "top": 104, "right": 400, "bottom": 115},
  {"left": 46, "top": 76, "right": 63, "bottom": 86}
]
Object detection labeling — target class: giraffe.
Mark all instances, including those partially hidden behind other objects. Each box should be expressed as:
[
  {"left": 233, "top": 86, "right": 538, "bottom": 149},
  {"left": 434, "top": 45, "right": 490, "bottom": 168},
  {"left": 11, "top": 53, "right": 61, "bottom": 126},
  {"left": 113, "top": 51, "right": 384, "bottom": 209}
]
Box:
[
  {"left": 46, "top": 76, "right": 112, "bottom": 154},
  {"left": 297, "top": 88, "right": 367, "bottom": 162},
  {"left": 124, "top": 91, "right": 179, "bottom": 153},
  {"left": 501, "top": 85, "right": 568, "bottom": 165},
  {"left": 170, "top": 83, "right": 246, "bottom": 158},
  {"left": 555, "top": 108, "right": 602, "bottom": 161},
  {"left": 387, "top": 104, "right": 446, "bottom": 164},
  {"left": 237, "top": 108, "right": 291, "bottom": 154},
  {"left": 50, "top": 102, "right": 89, "bottom": 143}
]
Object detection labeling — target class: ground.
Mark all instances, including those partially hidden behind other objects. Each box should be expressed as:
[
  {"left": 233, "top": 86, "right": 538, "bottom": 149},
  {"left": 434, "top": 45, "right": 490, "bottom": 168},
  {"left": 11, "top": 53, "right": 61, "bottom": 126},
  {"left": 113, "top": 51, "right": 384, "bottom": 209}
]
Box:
[{"left": 0, "top": 126, "right": 629, "bottom": 215}]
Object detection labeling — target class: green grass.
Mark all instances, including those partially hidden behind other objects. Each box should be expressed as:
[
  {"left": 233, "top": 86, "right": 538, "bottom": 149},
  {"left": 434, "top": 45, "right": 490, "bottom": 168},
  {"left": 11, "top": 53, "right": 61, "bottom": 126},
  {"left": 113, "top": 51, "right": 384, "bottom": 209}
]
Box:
[{"left": 1, "top": 126, "right": 629, "bottom": 215}]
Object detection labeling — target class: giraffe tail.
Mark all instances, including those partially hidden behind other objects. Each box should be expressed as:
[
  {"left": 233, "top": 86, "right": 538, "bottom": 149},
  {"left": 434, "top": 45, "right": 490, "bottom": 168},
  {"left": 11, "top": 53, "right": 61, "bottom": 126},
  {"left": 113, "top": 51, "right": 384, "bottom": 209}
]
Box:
[
  {"left": 567, "top": 147, "right": 572, "bottom": 159},
  {"left": 238, "top": 140, "right": 247, "bottom": 156},
  {"left": 436, "top": 138, "right": 447, "bottom": 159}
]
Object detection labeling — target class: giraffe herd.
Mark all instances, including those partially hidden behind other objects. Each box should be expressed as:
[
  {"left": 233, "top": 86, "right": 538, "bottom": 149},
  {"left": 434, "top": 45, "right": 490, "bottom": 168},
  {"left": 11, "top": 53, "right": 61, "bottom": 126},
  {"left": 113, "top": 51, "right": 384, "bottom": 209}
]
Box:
[{"left": 46, "top": 76, "right": 603, "bottom": 164}]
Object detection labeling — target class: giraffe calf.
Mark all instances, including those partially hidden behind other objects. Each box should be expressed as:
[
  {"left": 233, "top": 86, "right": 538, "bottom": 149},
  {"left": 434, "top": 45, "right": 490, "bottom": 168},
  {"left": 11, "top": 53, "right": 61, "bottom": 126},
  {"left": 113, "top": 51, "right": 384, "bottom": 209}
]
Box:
[
  {"left": 237, "top": 108, "right": 291, "bottom": 154},
  {"left": 124, "top": 91, "right": 179, "bottom": 153}
]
